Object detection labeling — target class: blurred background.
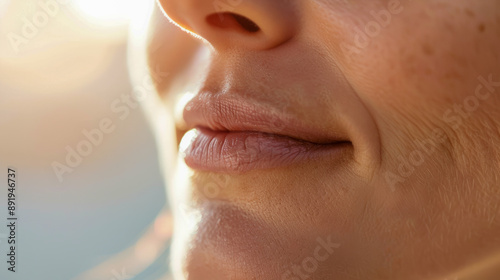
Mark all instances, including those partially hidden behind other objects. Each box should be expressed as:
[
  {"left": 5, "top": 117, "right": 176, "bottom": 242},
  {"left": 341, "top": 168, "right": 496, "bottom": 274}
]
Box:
[{"left": 0, "top": 0, "right": 173, "bottom": 279}]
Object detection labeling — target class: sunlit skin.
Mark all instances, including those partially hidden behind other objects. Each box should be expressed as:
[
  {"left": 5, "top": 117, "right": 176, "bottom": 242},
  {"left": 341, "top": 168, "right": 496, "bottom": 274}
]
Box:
[{"left": 144, "top": 0, "right": 500, "bottom": 279}]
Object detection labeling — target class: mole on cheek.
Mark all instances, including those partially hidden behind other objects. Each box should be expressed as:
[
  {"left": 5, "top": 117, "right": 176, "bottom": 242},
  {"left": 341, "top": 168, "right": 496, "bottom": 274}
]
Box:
[
  {"left": 422, "top": 44, "right": 434, "bottom": 56},
  {"left": 478, "top": 23, "right": 486, "bottom": 33},
  {"left": 465, "top": 8, "right": 475, "bottom": 18}
]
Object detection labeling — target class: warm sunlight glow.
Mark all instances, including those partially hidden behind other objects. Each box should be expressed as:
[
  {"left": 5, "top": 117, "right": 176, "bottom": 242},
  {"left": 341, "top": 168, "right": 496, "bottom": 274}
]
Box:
[
  {"left": 73, "top": 0, "right": 140, "bottom": 26},
  {"left": 0, "top": 0, "right": 10, "bottom": 17}
]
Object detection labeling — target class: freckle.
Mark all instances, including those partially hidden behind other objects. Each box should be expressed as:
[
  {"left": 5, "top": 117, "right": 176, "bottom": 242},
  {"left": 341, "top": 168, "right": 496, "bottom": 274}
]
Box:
[
  {"left": 422, "top": 44, "right": 434, "bottom": 56},
  {"left": 406, "top": 54, "right": 415, "bottom": 63},
  {"left": 478, "top": 23, "right": 486, "bottom": 33},
  {"left": 443, "top": 70, "right": 463, "bottom": 81},
  {"left": 465, "top": 8, "right": 475, "bottom": 18},
  {"left": 449, "top": 53, "right": 468, "bottom": 68},
  {"left": 444, "top": 22, "right": 455, "bottom": 32}
]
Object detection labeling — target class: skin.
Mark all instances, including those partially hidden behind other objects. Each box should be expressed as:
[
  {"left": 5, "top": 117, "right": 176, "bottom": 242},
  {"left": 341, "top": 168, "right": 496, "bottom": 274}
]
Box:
[{"left": 143, "top": 0, "right": 500, "bottom": 279}]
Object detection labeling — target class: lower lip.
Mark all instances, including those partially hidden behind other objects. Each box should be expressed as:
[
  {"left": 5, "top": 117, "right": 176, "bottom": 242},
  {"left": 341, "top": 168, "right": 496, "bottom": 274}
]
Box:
[{"left": 180, "top": 128, "right": 349, "bottom": 173}]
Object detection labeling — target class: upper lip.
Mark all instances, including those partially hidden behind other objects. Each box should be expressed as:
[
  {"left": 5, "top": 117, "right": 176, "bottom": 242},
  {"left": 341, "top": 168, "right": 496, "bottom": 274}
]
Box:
[{"left": 182, "top": 91, "right": 348, "bottom": 145}]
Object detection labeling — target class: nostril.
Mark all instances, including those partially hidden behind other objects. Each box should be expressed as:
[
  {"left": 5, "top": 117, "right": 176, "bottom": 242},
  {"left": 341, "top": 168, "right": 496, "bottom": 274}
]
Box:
[
  {"left": 206, "top": 13, "right": 260, "bottom": 33},
  {"left": 231, "top": 14, "right": 260, "bottom": 33}
]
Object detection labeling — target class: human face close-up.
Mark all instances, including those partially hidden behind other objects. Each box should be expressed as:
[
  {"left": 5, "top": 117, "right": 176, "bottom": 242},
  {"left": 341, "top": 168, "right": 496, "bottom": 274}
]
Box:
[{"left": 145, "top": 0, "right": 500, "bottom": 279}]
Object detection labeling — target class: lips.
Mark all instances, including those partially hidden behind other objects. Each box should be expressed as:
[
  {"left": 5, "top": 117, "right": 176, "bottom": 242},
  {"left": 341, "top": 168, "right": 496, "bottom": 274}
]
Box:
[{"left": 179, "top": 92, "right": 351, "bottom": 173}]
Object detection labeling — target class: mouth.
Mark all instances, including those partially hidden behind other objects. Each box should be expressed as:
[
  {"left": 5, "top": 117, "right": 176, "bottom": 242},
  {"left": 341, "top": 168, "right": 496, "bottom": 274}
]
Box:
[{"left": 179, "top": 93, "right": 352, "bottom": 173}]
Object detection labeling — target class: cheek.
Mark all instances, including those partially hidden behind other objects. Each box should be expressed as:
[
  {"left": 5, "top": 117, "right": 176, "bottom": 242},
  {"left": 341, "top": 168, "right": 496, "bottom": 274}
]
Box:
[
  {"left": 330, "top": 1, "right": 500, "bottom": 150},
  {"left": 312, "top": 1, "right": 500, "bottom": 217},
  {"left": 346, "top": 2, "right": 498, "bottom": 107}
]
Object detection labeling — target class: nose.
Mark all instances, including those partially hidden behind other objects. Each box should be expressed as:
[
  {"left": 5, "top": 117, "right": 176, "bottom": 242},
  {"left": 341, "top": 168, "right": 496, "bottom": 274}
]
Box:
[{"left": 156, "top": 0, "right": 298, "bottom": 50}]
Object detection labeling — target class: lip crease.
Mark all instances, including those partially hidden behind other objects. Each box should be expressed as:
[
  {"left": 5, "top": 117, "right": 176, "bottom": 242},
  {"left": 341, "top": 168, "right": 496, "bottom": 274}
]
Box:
[{"left": 180, "top": 93, "right": 351, "bottom": 173}]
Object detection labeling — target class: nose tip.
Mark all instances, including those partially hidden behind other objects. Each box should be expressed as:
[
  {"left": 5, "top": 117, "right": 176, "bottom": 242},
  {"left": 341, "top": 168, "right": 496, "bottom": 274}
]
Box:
[{"left": 157, "top": 0, "right": 297, "bottom": 50}]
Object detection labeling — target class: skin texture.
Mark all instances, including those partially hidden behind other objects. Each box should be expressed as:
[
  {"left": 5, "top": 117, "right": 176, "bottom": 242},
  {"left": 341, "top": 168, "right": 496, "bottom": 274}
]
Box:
[{"left": 144, "top": 0, "right": 500, "bottom": 279}]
